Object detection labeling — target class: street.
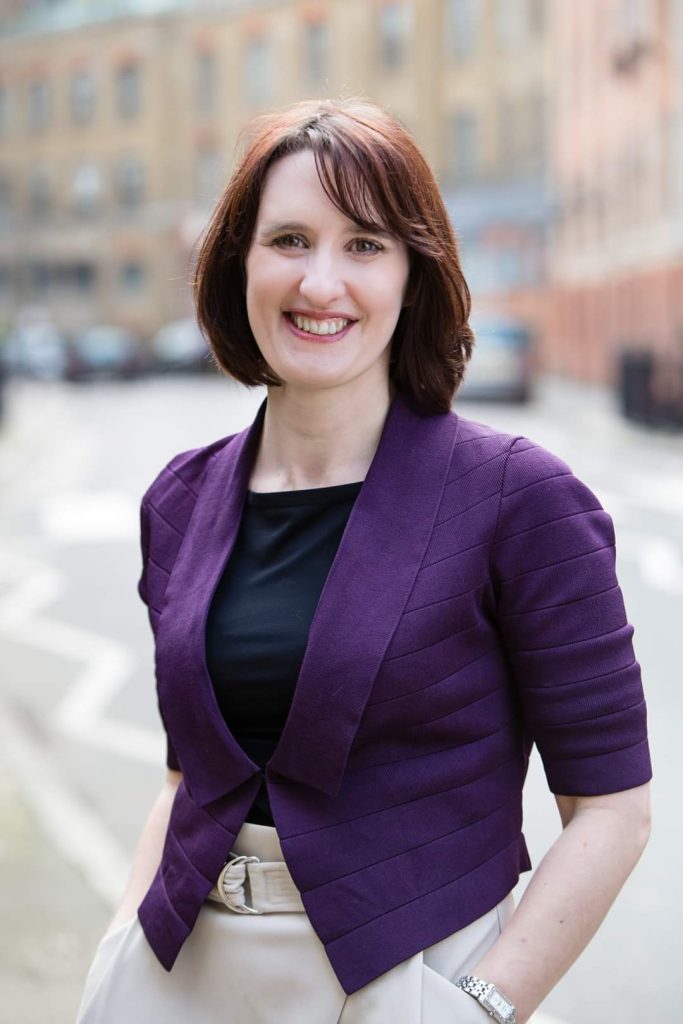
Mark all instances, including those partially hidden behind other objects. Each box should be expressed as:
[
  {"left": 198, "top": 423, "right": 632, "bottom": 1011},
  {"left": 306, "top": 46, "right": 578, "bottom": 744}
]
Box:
[{"left": 0, "top": 373, "right": 681, "bottom": 1023}]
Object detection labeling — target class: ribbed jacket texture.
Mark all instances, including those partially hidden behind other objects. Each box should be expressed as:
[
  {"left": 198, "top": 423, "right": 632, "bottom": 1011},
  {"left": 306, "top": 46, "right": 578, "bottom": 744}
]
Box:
[{"left": 135, "top": 389, "right": 651, "bottom": 995}]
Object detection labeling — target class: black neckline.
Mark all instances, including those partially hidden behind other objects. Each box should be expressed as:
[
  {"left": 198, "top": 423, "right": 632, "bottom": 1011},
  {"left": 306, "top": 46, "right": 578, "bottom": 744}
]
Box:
[{"left": 246, "top": 480, "right": 364, "bottom": 508}]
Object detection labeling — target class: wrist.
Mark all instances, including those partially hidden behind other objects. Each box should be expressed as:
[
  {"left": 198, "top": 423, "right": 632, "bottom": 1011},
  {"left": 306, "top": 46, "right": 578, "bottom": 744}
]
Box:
[{"left": 455, "top": 975, "right": 516, "bottom": 1024}]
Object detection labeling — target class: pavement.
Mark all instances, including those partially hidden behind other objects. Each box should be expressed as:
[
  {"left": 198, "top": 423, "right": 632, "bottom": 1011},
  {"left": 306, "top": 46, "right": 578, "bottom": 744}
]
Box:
[
  {"left": 0, "top": 722, "right": 110, "bottom": 1024},
  {"left": 0, "top": 380, "right": 131, "bottom": 1024}
]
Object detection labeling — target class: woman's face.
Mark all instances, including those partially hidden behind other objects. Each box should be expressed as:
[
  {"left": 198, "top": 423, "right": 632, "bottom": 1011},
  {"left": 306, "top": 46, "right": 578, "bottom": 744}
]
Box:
[{"left": 244, "top": 149, "right": 410, "bottom": 396}]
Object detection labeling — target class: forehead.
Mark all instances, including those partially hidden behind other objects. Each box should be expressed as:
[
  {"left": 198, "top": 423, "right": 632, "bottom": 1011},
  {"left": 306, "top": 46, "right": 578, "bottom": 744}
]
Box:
[
  {"left": 258, "top": 150, "right": 323, "bottom": 207},
  {"left": 256, "top": 149, "right": 386, "bottom": 230}
]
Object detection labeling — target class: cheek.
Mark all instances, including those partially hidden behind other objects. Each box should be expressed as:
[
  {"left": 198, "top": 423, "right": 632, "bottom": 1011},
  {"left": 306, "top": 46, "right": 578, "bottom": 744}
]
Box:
[
  {"left": 364, "top": 262, "right": 410, "bottom": 315},
  {"left": 247, "top": 261, "right": 291, "bottom": 307}
]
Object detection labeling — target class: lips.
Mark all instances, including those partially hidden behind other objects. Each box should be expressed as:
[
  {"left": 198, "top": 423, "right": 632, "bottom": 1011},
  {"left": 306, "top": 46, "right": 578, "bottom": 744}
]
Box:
[{"left": 283, "top": 312, "right": 356, "bottom": 343}]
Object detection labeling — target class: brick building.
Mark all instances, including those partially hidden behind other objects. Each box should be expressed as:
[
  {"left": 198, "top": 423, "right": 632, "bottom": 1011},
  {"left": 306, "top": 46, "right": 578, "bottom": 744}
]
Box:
[
  {"left": 0, "top": 1, "right": 552, "bottom": 347},
  {"left": 548, "top": 0, "right": 683, "bottom": 390}
]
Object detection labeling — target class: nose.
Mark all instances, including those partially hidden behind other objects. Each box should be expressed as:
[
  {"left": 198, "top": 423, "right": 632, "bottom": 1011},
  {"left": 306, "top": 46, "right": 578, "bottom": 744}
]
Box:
[{"left": 298, "top": 249, "right": 346, "bottom": 307}]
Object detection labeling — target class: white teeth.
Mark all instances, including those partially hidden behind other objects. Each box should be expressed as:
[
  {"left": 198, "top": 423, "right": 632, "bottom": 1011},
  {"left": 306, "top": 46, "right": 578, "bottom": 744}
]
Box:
[{"left": 291, "top": 314, "right": 350, "bottom": 336}]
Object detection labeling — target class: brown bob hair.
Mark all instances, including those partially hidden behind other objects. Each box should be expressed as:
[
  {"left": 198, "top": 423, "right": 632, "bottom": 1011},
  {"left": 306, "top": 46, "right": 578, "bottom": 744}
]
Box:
[{"left": 193, "top": 97, "right": 474, "bottom": 414}]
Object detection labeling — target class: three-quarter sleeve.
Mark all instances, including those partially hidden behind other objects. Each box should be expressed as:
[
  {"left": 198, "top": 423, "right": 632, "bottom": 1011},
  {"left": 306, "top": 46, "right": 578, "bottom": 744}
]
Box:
[
  {"left": 490, "top": 437, "right": 652, "bottom": 796},
  {"left": 138, "top": 496, "right": 182, "bottom": 773}
]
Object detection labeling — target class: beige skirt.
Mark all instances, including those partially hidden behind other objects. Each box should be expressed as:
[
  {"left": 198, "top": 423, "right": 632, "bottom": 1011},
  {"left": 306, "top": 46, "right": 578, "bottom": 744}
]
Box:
[{"left": 76, "top": 821, "right": 514, "bottom": 1023}]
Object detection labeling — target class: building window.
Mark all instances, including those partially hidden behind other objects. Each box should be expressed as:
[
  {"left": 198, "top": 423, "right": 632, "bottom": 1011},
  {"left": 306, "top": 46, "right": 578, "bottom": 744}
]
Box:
[
  {"left": 306, "top": 20, "right": 328, "bottom": 88},
  {"left": 449, "top": 110, "right": 478, "bottom": 184},
  {"left": 495, "top": 0, "right": 526, "bottom": 48},
  {"left": 28, "top": 79, "right": 51, "bottom": 132},
  {"left": 444, "top": 0, "right": 477, "bottom": 59},
  {"left": 0, "top": 173, "right": 12, "bottom": 231},
  {"left": 528, "top": 0, "right": 545, "bottom": 34},
  {"left": 66, "top": 262, "right": 96, "bottom": 292},
  {"left": 612, "top": 0, "right": 653, "bottom": 73},
  {"left": 196, "top": 52, "right": 216, "bottom": 114},
  {"left": 245, "top": 35, "right": 274, "bottom": 108},
  {"left": 52, "top": 261, "right": 97, "bottom": 294},
  {"left": 379, "top": 2, "right": 412, "bottom": 70},
  {"left": 70, "top": 71, "right": 96, "bottom": 124},
  {"left": 117, "top": 63, "right": 141, "bottom": 118},
  {"left": 497, "top": 95, "right": 520, "bottom": 174},
  {"left": 195, "top": 147, "right": 221, "bottom": 201},
  {"left": 120, "top": 261, "right": 145, "bottom": 292},
  {"left": 0, "top": 174, "right": 10, "bottom": 216},
  {"left": 0, "top": 85, "right": 8, "bottom": 136},
  {"left": 71, "top": 163, "right": 102, "bottom": 217},
  {"left": 619, "top": 0, "right": 652, "bottom": 39},
  {"left": 115, "top": 156, "right": 145, "bottom": 209},
  {"left": 663, "top": 110, "right": 679, "bottom": 210},
  {"left": 27, "top": 261, "right": 51, "bottom": 296},
  {"left": 527, "top": 89, "right": 546, "bottom": 176},
  {"left": 498, "top": 91, "right": 545, "bottom": 178},
  {"left": 73, "top": 261, "right": 96, "bottom": 292},
  {"left": 28, "top": 166, "right": 52, "bottom": 218}
]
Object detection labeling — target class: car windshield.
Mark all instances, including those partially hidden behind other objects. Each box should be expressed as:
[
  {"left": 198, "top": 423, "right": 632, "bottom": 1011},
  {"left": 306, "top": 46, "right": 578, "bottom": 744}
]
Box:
[{"left": 76, "top": 331, "right": 134, "bottom": 359}]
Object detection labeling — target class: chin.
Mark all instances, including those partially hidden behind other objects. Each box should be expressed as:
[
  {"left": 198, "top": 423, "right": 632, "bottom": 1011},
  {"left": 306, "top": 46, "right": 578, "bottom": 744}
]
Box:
[{"left": 271, "top": 358, "right": 353, "bottom": 388}]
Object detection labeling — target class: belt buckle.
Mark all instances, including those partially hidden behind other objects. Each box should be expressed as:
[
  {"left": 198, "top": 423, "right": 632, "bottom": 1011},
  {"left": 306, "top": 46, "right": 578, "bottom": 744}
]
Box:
[{"left": 216, "top": 853, "right": 263, "bottom": 915}]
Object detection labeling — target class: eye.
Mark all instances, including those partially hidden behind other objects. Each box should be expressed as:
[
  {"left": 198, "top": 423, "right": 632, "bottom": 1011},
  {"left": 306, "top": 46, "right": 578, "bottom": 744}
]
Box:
[
  {"left": 271, "top": 233, "right": 307, "bottom": 249},
  {"left": 349, "top": 238, "right": 384, "bottom": 255}
]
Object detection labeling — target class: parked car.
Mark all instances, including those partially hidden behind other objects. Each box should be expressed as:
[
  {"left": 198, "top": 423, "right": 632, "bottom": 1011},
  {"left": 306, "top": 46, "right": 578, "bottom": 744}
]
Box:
[
  {"left": 458, "top": 312, "right": 534, "bottom": 403},
  {"left": 66, "top": 325, "right": 144, "bottom": 381},
  {"left": 148, "top": 317, "right": 213, "bottom": 374},
  {"left": 0, "top": 344, "right": 6, "bottom": 425},
  {"left": 1, "top": 322, "right": 68, "bottom": 380}
]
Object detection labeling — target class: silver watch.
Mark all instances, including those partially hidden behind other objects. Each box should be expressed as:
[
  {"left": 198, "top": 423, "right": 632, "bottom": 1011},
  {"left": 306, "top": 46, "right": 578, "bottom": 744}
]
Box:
[{"left": 455, "top": 975, "right": 516, "bottom": 1024}]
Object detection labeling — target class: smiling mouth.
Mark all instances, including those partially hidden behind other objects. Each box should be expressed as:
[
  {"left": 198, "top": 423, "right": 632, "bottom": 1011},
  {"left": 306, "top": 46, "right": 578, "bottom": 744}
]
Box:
[{"left": 284, "top": 312, "right": 355, "bottom": 337}]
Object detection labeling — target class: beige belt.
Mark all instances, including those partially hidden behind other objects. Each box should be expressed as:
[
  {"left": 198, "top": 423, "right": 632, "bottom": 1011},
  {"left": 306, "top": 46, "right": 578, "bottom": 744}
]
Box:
[{"left": 206, "top": 854, "right": 306, "bottom": 914}]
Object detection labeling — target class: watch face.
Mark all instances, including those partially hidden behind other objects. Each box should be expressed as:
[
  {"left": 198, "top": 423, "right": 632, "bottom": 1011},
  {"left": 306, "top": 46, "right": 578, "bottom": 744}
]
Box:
[{"left": 485, "top": 988, "right": 515, "bottom": 1019}]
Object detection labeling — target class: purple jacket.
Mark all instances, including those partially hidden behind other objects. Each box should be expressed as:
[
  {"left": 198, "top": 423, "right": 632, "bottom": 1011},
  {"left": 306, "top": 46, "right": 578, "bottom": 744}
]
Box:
[{"left": 135, "top": 389, "right": 651, "bottom": 994}]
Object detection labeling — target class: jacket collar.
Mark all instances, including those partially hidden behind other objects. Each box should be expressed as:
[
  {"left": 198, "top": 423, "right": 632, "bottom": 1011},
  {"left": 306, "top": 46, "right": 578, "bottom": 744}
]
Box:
[{"left": 156, "top": 389, "right": 460, "bottom": 807}]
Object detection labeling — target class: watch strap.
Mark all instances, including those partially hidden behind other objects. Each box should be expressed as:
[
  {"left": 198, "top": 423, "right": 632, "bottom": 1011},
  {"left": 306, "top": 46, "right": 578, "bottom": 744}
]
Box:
[{"left": 455, "top": 974, "right": 516, "bottom": 1023}]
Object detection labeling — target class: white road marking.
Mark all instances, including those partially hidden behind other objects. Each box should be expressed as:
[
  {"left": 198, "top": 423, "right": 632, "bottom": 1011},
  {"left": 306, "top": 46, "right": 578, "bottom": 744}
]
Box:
[
  {"left": 0, "top": 701, "right": 128, "bottom": 908},
  {"left": 617, "top": 530, "right": 683, "bottom": 595},
  {"left": 0, "top": 547, "right": 164, "bottom": 765},
  {"left": 627, "top": 475, "right": 683, "bottom": 517},
  {"left": 0, "top": 386, "right": 96, "bottom": 504},
  {"left": 39, "top": 490, "right": 138, "bottom": 543}
]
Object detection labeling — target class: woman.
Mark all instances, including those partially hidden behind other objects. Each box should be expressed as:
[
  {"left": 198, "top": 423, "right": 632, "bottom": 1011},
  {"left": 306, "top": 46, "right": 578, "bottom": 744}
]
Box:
[{"left": 76, "top": 98, "right": 652, "bottom": 1024}]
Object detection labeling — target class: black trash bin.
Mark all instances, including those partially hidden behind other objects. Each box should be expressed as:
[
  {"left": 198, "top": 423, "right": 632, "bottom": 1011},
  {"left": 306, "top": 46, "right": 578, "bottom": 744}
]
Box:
[
  {"left": 618, "top": 348, "right": 654, "bottom": 424},
  {"left": 618, "top": 348, "right": 683, "bottom": 430},
  {"left": 648, "top": 356, "right": 683, "bottom": 430},
  {"left": 0, "top": 345, "right": 7, "bottom": 426}
]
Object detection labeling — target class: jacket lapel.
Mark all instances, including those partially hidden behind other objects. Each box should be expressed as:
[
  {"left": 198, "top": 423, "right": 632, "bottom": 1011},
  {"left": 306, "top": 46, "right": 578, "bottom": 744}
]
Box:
[
  {"left": 156, "top": 390, "right": 460, "bottom": 807},
  {"left": 155, "top": 397, "right": 268, "bottom": 808},
  {"left": 267, "top": 392, "right": 460, "bottom": 796}
]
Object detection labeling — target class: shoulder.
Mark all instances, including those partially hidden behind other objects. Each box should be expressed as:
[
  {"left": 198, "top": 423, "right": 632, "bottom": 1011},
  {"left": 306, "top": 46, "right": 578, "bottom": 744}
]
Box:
[
  {"left": 450, "top": 411, "right": 574, "bottom": 483},
  {"left": 140, "top": 432, "right": 238, "bottom": 514},
  {"left": 450, "top": 412, "right": 605, "bottom": 526}
]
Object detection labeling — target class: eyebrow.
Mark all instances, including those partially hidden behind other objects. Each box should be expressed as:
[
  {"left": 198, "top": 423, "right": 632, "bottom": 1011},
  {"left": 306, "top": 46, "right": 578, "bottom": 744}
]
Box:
[{"left": 258, "top": 220, "right": 395, "bottom": 239}]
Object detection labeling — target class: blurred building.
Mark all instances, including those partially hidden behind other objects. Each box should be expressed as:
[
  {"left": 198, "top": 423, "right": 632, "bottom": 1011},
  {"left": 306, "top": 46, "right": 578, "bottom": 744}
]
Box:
[
  {"left": 549, "top": 0, "right": 683, "bottom": 386},
  {"left": 439, "top": 0, "right": 552, "bottom": 335},
  {"left": 0, "top": 0, "right": 551, "bottom": 346}
]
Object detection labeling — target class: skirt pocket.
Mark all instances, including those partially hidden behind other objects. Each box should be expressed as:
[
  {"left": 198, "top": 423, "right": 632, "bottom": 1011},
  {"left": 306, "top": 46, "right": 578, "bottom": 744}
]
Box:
[
  {"left": 339, "top": 893, "right": 515, "bottom": 1024},
  {"left": 420, "top": 893, "right": 515, "bottom": 1022},
  {"left": 421, "top": 965, "right": 499, "bottom": 1023},
  {"left": 75, "top": 915, "right": 141, "bottom": 1024}
]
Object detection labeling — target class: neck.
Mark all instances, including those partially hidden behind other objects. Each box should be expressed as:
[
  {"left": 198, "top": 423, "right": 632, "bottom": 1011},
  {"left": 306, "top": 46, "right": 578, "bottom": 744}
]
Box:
[{"left": 250, "top": 377, "right": 396, "bottom": 492}]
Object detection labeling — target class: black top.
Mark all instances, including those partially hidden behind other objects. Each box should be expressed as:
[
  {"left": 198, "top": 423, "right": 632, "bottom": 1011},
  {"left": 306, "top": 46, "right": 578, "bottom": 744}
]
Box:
[{"left": 205, "top": 480, "right": 363, "bottom": 824}]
